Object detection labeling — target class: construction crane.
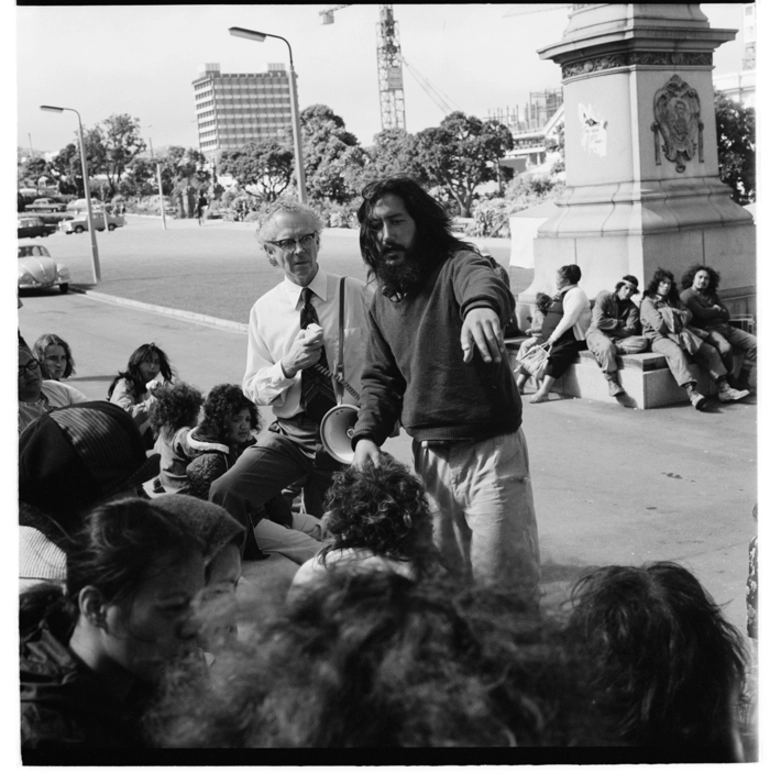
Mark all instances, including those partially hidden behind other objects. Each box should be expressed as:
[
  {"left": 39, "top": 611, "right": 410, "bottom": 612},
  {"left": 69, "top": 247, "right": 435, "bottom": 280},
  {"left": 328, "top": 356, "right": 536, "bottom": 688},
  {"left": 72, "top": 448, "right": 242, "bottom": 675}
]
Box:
[
  {"left": 321, "top": 4, "right": 406, "bottom": 131},
  {"left": 399, "top": 56, "right": 461, "bottom": 116}
]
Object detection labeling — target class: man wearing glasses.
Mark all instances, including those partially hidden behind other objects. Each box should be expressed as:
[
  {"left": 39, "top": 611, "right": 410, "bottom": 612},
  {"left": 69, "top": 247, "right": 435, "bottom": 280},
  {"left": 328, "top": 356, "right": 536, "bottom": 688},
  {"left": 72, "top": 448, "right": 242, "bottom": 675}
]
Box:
[
  {"left": 210, "top": 200, "right": 372, "bottom": 563},
  {"left": 18, "top": 346, "right": 87, "bottom": 435}
]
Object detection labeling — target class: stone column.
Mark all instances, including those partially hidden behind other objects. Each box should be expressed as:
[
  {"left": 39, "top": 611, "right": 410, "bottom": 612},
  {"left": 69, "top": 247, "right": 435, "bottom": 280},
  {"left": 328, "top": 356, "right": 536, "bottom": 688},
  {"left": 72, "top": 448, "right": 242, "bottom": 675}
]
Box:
[{"left": 521, "top": 4, "right": 755, "bottom": 318}]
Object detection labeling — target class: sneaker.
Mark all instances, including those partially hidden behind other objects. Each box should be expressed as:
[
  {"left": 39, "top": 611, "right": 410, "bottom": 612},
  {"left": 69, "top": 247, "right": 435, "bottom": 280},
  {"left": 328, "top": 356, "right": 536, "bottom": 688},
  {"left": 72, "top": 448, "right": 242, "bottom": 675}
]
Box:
[
  {"left": 718, "top": 384, "right": 750, "bottom": 403},
  {"left": 607, "top": 377, "right": 625, "bottom": 397},
  {"left": 687, "top": 388, "right": 707, "bottom": 411}
]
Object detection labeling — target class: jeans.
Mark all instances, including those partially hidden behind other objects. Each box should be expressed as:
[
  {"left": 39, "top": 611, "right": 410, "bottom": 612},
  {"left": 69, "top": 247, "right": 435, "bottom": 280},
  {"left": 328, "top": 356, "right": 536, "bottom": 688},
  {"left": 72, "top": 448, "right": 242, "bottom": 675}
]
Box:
[
  {"left": 413, "top": 427, "right": 540, "bottom": 596},
  {"left": 651, "top": 337, "right": 726, "bottom": 387},
  {"left": 706, "top": 325, "right": 757, "bottom": 373},
  {"left": 585, "top": 329, "right": 648, "bottom": 374}
]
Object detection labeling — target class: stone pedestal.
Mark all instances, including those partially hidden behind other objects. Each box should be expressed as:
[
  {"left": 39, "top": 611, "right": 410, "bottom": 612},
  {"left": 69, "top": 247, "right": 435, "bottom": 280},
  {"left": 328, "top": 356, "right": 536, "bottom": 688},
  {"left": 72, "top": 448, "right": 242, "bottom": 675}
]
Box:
[{"left": 521, "top": 4, "right": 755, "bottom": 318}]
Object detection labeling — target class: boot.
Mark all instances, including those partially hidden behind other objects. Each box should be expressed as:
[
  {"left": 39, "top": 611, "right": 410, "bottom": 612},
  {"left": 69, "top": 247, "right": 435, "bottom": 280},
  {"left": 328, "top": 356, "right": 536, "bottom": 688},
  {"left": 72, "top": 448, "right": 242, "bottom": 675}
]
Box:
[
  {"left": 736, "top": 367, "right": 753, "bottom": 392},
  {"left": 606, "top": 374, "right": 625, "bottom": 397},
  {"left": 684, "top": 383, "right": 707, "bottom": 411},
  {"left": 717, "top": 379, "right": 750, "bottom": 403}
]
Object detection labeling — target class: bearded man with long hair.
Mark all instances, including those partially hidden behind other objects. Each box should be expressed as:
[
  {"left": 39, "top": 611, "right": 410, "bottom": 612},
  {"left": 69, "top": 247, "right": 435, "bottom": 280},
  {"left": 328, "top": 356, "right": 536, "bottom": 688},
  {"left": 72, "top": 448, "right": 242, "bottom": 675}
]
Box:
[{"left": 351, "top": 177, "right": 540, "bottom": 599}]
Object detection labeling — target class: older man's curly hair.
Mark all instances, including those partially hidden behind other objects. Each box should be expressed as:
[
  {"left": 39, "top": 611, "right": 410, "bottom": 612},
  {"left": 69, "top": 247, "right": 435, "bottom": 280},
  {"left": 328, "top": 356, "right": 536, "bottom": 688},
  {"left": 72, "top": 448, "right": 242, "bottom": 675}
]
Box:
[
  {"left": 148, "top": 381, "right": 204, "bottom": 440},
  {"left": 680, "top": 263, "right": 721, "bottom": 292},
  {"left": 197, "top": 384, "right": 260, "bottom": 444},
  {"left": 319, "top": 455, "right": 435, "bottom": 572}
]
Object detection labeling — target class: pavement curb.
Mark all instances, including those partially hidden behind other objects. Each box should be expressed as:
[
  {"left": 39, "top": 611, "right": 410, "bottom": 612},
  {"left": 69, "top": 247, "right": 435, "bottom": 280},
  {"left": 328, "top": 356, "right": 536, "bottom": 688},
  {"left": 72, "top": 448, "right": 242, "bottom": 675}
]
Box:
[{"left": 70, "top": 287, "right": 248, "bottom": 334}]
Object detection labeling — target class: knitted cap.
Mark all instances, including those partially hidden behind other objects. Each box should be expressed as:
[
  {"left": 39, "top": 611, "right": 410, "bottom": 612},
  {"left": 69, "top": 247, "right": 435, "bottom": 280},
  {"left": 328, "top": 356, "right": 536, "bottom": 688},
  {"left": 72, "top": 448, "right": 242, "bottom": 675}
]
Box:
[
  {"left": 19, "top": 401, "right": 160, "bottom": 532},
  {"left": 149, "top": 494, "right": 246, "bottom": 558}
]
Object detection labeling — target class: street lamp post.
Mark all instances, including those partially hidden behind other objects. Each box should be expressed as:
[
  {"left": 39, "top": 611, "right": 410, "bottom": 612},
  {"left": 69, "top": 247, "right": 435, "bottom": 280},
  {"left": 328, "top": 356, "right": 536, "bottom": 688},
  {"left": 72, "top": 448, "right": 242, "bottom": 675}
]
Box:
[
  {"left": 147, "top": 132, "right": 167, "bottom": 230},
  {"left": 40, "top": 104, "right": 101, "bottom": 283},
  {"left": 229, "top": 26, "right": 308, "bottom": 203}
]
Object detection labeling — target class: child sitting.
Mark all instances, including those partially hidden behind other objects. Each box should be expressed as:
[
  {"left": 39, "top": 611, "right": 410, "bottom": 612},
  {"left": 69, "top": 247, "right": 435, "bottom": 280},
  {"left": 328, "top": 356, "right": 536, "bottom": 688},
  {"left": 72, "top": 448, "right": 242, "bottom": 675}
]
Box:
[
  {"left": 288, "top": 454, "right": 442, "bottom": 601},
  {"left": 148, "top": 381, "right": 204, "bottom": 495}
]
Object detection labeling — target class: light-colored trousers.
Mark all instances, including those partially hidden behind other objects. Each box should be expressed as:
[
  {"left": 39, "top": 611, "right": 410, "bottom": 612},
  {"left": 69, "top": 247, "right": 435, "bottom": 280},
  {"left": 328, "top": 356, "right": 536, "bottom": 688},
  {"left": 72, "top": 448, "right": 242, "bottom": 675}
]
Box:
[
  {"left": 413, "top": 427, "right": 540, "bottom": 596},
  {"left": 651, "top": 337, "right": 726, "bottom": 387},
  {"left": 585, "top": 329, "right": 648, "bottom": 375}
]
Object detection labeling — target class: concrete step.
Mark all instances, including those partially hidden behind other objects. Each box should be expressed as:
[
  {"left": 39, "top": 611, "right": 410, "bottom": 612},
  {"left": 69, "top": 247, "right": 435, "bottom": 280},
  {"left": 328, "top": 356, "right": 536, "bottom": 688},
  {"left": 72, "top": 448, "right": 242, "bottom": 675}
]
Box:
[{"left": 505, "top": 337, "right": 719, "bottom": 409}]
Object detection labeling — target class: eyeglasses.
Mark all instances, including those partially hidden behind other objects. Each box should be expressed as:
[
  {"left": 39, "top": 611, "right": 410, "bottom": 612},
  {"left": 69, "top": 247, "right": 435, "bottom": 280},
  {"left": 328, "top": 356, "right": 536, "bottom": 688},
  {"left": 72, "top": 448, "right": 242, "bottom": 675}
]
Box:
[
  {"left": 19, "top": 359, "right": 40, "bottom": 377},
  {"left": 266, "top": 232, "right": 317, "bottom": 253}
]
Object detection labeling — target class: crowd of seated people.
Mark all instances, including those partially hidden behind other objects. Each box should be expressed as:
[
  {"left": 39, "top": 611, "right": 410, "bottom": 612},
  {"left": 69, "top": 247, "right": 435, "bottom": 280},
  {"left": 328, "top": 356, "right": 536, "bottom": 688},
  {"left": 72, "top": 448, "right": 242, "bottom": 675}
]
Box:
[
  {"left": 515, "top": 263, "right": 755, "bottom": 408},
  {"left": 18, "top": 254, "right": 757, "bottom": 759}
]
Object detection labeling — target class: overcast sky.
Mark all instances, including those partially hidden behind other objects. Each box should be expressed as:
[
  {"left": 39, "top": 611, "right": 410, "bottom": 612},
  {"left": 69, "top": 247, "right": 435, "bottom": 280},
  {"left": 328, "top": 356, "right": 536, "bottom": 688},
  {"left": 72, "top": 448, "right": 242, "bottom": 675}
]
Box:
[{"left": 15, "top": 3, "right": 747, "bottom": 155}]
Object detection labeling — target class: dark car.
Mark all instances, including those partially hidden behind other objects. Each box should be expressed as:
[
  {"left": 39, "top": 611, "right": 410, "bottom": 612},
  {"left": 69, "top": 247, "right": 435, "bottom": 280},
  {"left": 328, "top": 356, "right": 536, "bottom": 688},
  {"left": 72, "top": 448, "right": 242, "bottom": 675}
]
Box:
[
  {"left": 17, "top": 217, "right": 52, "bottom": 239},
  {"left": 26, "top": 197, "right": 67, "bottom": 213}
]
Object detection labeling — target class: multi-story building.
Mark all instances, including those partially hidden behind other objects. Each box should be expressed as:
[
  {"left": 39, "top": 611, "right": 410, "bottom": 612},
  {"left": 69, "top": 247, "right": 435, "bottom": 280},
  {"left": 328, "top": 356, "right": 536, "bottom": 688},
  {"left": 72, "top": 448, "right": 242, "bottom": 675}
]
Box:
[
  {"left": 713, "top": 2, "right": 756, "bottom": 107},
  {"left": 193, "top": 63, "right": 292, "bottom": 160}
]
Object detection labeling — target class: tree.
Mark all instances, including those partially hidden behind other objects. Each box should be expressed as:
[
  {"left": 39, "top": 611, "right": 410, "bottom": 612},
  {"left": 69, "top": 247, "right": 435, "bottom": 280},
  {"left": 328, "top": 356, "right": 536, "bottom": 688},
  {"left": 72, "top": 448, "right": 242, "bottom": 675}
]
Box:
[
  {"left": 100, "top": 114, "right": 147, "bottom": 197},
  {"left": 120, "top": 157, "right": 158, "bottom": 198},
  {"left": 301, "top": 104, "right": 364, "bottom": 203},
  {"left": 17, "top": 156, "right": 48, "bottom": 187},
  {"left": 714, "top": 91, "right": 755, "bottom": 205},
  {"left": 365, "top": 128, "right": 421, "bottom": 181},
  {"left": 161, "top": 146, "right": 210, "bottom": 191},
  {"left": 413, "top": 112, "right": 514, "bottom": 217},
  {"left": 218, "top": 140, "right": 293, "bottom": 201}
]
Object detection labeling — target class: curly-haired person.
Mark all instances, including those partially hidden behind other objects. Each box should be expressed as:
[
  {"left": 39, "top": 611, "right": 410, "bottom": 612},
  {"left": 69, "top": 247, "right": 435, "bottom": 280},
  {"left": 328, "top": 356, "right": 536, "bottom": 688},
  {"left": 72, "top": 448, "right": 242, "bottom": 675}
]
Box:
[
  {"left": 639, "top": 268, "right": 748, "bottom": 410},
  {"left": 289, "top": 454, "right": 441, "bottom": 600},
  {"left": 680, "top": 264, "right": 757, "bottom": 391},
  {"left": 148, "top": 382, "right": 204, "bottom": 495}
]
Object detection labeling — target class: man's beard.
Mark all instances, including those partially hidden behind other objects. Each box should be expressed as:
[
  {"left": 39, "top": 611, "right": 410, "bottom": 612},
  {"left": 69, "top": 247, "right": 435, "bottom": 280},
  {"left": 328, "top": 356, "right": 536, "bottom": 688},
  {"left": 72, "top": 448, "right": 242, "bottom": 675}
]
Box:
[{"left": 371, "top": 236, "right": 439, "bottom": 300}]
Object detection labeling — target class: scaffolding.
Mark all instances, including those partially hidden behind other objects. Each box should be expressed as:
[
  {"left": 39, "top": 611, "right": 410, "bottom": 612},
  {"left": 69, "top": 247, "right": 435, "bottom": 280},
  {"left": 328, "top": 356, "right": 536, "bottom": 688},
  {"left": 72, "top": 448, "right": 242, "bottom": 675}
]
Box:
[{"left": 488, "top": 88, "right": 563, "bottom": 133}]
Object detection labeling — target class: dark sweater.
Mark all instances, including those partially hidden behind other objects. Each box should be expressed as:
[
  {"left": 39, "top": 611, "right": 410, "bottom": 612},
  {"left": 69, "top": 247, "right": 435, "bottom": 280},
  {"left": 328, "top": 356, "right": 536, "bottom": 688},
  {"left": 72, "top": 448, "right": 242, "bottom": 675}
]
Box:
[
  {"left": 352, "top": 250, "right": 521, "bottom": 446},
  {"left": 680, "top": 287, "right": 731, "bottom": 327}
]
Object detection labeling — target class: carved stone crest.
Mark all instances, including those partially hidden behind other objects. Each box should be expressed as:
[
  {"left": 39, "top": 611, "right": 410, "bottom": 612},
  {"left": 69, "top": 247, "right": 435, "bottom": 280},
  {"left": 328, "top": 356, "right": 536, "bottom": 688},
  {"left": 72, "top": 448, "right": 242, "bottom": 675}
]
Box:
[{"left": 651, "top": 75, "right": 704, "bottom": 173}]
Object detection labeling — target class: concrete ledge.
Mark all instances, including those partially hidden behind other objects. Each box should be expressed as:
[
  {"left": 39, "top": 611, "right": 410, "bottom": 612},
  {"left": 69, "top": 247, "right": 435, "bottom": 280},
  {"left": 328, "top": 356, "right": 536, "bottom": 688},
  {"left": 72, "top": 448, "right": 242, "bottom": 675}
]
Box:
[{"left": 505, "top": 337, "right": 716, "bottom": 409}]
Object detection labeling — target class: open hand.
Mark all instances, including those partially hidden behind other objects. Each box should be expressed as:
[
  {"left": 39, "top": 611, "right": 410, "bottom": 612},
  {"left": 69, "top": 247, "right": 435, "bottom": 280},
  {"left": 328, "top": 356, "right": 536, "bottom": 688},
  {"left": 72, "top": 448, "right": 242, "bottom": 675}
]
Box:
[{"left": 461, "top": 308, "right": 505, "bottom": 364}]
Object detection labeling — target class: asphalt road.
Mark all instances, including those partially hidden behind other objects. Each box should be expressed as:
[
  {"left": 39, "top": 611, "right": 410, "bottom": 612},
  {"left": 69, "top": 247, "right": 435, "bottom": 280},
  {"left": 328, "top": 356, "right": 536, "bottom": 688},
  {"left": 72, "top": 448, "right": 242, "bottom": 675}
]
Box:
[{"left": 30, "top": 215, "right": 531, "bottom": 325}]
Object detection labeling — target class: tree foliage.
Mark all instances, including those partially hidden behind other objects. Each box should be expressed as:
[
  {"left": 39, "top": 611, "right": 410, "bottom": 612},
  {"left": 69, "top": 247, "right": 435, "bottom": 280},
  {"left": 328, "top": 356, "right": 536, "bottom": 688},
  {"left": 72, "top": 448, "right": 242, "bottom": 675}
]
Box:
[
  {"left": 714, "top": 91, "right": 755, "bottom": 205},
  {"left": 99, "top": 114, "right": 147, "bottom": 196},
  {"left": 218, "top": 140, "right": 293, "bottom": 201},
  {"left": 412, "top": 112, "right": 514, "bottom": 217},
  {"left": 301, "top": 104, "right": 364, "bottom": 203}
]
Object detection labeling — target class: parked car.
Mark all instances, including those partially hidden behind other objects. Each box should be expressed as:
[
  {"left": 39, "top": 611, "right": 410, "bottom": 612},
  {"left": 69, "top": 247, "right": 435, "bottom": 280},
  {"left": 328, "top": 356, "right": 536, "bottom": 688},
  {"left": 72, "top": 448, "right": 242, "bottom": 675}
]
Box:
[
  {"left": 66, "top": 198, "right": 105, "bottom": 213},
  {"left": 17, "top": 216, "right": 55, "bottom": 239},
  {"left": 59, "top": 212, "right": 126, "bottom": 234},
  {"left": 18, "top": 244, "right": 70, "bottom": 293},
  {"left": 25, "top": 197, "right": 67, "bottom": 213}
]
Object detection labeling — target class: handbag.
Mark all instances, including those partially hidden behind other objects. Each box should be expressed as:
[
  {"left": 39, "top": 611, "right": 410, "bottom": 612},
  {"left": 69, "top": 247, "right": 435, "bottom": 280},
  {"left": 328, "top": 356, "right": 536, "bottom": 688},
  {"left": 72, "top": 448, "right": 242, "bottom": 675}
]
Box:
[{"left": 515, "top": 342, "right": 552, "bottom": 381}]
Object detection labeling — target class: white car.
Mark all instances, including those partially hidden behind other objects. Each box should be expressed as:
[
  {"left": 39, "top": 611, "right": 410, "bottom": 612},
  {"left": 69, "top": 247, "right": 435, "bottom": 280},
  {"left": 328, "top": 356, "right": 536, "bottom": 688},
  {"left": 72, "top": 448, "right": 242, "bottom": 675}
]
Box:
[
  {"left": 59, "top": 212, "right": 126, "bottom": 234},
  {"left": 18, "top": 244, "right": 70, "bottom": 293}
]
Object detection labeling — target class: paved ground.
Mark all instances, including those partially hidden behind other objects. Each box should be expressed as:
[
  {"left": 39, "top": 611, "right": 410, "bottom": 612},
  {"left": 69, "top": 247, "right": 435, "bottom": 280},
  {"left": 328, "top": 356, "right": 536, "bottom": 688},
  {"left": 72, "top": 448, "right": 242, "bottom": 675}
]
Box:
[{"left": 18, "top": 290, "right": 758, "bottom": 638}]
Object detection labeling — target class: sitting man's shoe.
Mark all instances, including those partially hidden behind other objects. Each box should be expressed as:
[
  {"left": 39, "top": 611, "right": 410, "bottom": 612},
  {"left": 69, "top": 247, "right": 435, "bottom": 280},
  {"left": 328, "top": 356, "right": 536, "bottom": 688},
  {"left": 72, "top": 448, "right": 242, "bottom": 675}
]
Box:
[
  {"left": 685, "top": 385, "right": 707, "bottom": 411},
  {"left": 718, "top": 383, "right": 750, "bottom": 403},
  {"left": 607, "top": 376, "right": 625, "bottom": 397}
]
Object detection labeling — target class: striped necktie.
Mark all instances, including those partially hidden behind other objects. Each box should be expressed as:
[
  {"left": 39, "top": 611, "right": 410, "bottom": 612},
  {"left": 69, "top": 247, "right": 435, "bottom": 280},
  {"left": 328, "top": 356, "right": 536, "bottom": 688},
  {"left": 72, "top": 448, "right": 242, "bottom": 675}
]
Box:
[{"left": 300, "top": 287, "right": 337, "bottom": 423}]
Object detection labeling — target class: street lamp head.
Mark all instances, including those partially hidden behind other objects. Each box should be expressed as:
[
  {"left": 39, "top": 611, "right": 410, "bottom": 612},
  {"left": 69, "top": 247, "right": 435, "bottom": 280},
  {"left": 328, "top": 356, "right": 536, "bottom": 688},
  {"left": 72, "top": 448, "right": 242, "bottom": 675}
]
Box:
[
  {"left": 40, "top": 105, "right": 65, "bottom": 113},
  {"left": 229, "top": 26, "right": 267, "bottom": 42}
]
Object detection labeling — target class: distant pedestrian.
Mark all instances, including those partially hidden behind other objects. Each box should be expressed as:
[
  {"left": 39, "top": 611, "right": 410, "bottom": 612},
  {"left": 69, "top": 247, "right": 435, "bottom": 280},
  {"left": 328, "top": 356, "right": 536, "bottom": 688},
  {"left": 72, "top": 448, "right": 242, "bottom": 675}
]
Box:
[{"left": 196, "top": 192, "right": 208, "bottom": 226}]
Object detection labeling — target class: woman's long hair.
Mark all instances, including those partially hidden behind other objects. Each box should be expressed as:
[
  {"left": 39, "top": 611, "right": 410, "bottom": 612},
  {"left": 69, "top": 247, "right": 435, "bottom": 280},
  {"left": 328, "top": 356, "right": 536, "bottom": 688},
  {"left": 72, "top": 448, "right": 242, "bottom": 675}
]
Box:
[
  {"left": 108, "top": 343, "right": 175, "bottom": 401},
  {"left": 644, "top": 268, "right": 680, "bottom": 305},
  {"left": 33, "top": 333, "right": 76, "bottom": 379}
]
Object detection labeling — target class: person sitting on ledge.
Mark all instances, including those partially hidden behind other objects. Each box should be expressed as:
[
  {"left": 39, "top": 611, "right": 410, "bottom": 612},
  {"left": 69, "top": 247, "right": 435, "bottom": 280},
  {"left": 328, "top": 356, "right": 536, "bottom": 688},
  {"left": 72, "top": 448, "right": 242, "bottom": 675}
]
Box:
[
  {"left": 639, "top": 268, "right": 749, "bottom": 411},
  {"left": 585, "top": 275, "right": 648, "bottom": 398},
  {"left": 680, "top": 264, "right": 756, "bottom": 392}
]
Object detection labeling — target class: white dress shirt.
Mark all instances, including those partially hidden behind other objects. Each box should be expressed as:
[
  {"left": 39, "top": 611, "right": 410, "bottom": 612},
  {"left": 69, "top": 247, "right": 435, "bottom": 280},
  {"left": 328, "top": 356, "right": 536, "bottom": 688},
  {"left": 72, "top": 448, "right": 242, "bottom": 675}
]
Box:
[{"left": 243, "top": 267, "right": 373, "bottom": 419}]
